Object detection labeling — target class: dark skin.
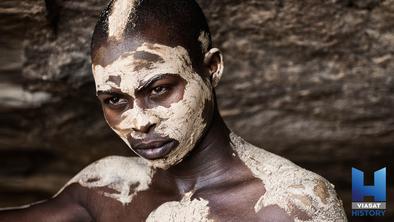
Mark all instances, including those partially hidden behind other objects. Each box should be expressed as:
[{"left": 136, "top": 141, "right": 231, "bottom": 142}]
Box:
[
  {"left": 0, "top": 115, "right": 293, "bottom": 222},
  {"left": 0, "top": 37, "right": 296, "bottom": 222}
]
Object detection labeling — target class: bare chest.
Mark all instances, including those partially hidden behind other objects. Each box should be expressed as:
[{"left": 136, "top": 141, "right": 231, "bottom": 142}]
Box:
[{"left": 81, "top": 178, "right": 291, "bottom": 222}]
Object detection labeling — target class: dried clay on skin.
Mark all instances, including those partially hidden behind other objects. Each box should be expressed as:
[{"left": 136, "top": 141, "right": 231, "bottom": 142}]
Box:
[
  {"left": 108, "top": 0, "right": 137, "bottom": 40},
  {"left": 57, "top": 156, "right": 154, "bottom": 205},
  {"left": 93, "top": 43, "right": 212, "bottom": 169},
  {"left": 230, "top": 133, "right": 347, "bottom": 222},
  {"left": 146, "top": 191, "right": 213, "bottom": 222}
]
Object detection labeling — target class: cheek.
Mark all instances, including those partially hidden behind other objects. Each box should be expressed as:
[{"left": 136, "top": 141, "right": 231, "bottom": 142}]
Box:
[
  {"left": 148, "top": 86, "right": 210, "bottom": 135},
  {"left": 153, "top": 107, "right": 191, "bottom": 139},
  {"left": 200, "top": 98, "right": 213, "bottom": 125},
  {"left": 162, "top": 81, "right": 186, "bottom": 108},
  {"left": 102, "top": 108, "right": 122, "bottom": 129}
]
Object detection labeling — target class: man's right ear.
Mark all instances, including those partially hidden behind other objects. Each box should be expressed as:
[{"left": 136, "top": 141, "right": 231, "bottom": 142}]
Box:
[{"left": 203, "top": 48, "right": 224, "bottom": 87}]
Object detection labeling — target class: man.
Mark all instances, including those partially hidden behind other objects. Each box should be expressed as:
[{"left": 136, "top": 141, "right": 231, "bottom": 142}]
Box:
[{"left": 0, "top": 0, "right": 347, "bottom": 221}]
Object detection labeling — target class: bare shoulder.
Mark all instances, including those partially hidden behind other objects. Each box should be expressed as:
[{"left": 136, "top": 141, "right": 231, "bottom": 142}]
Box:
[
  {"left": 57, "top": 156, "right": 154, "bottom": 205},
  {"left": 230, "top": 133, "right": 347, "bottom": 221}
]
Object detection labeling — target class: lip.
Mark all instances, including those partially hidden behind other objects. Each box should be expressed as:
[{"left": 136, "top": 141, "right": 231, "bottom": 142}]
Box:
[{"left": 132, "top": 140, "right": 177, "bottom": 160}]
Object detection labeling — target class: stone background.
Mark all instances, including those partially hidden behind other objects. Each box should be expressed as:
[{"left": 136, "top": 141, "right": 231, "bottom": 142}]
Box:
[{"left": 0, "top": 0, "right": 393, "bottom": 221}]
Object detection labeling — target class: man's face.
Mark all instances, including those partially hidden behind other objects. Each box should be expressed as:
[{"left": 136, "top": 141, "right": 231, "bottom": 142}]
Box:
[{"left": 92, "top": 41, "right": 213, "bottom": 169}]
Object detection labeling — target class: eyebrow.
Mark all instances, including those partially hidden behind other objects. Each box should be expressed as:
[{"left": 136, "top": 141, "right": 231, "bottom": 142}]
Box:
[
  {"left": 96, "top": 89, "right": 123, "bottom": 96},
  {"left": 137, "top": 73, "right": 176, "bottom": 92},
  {"left": 96, "top": 73, "right": 179, "bottom": 96}
]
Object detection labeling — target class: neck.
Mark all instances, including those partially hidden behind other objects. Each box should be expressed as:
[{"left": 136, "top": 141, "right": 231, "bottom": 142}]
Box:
[{"left": 158, "top": 110, "right": 236, "bottom": 193}]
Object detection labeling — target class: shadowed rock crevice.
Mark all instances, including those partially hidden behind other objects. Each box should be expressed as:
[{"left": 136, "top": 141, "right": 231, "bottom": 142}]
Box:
[{"left": 44, "top": 0, "right": 63, "bottom": 34}]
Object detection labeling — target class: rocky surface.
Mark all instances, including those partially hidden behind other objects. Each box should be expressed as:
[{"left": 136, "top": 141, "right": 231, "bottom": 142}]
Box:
[{"left": 0, "top": 0, "right": 393, "bottom": 220}]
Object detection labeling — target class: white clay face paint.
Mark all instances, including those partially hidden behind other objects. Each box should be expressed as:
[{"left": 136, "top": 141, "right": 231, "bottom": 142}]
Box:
[
  {"left": 146, "top": 191, "right": 213, "bottom": 222},
  {"left": 57, "top": 156, "right": 154, "bottom": 205},
  {"left": 108, "top": 0, "right": 137, "bottom": 40},
  {"left": 93, "top": 43, "right": 213, "bottom": 169},
  {"left": 229, "top": 133, "right": 347, "bottom": 222}
]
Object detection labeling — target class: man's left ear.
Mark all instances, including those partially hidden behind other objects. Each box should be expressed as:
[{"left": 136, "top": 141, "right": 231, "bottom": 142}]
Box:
[{"left": 203, "top": 48, "right": 224, "bottom": 87}]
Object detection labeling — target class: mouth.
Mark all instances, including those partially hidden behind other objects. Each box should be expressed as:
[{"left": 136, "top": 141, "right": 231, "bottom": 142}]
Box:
[{"left": 132, "top": 139, "right": 177, "bottom": 160}]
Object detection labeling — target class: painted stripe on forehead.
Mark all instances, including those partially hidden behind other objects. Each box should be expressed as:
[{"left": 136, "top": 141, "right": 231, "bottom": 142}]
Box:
[{"left": 108, "top": 0, "right": 138, "bottom": 40}]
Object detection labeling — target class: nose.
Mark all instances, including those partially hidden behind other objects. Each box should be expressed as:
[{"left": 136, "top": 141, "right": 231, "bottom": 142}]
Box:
[
  {"left": 132, "top": 121, "right": 155, "bottom": 133},
  {"left": 120, "top": 104, "right": 157, "bottom": 134}
]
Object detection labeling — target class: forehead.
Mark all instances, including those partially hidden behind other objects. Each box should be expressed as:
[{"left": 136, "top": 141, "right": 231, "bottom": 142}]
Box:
[{"left": 92, "top": 42, "right": 196, "bottom": 94}]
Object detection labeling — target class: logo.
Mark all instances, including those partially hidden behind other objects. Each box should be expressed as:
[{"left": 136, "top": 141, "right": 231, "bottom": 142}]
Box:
[{"left": 351, "top": 167, "right": 386, "bottom": 217}]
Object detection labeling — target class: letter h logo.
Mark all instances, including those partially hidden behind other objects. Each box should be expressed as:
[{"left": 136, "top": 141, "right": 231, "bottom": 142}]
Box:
[{"left": 352, "top": 168, "right": 386, "bottom": 202}]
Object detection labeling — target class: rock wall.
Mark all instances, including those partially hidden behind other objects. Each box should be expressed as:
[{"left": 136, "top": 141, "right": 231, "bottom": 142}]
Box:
[{"left": 0, "top": 0, "right": 393, "bottom": 220}]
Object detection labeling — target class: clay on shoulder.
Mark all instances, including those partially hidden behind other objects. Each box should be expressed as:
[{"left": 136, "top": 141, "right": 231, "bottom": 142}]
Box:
[
  {"left": 57, "top": 156, "right": 154, "bottom": 205},
  {"left": 230, "top": 133, "right": 347, "bottom": 222}
]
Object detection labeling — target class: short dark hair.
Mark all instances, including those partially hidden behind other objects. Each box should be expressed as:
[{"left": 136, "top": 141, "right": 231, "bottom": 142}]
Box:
[{"left": 91, "top": 0, "right": 212, "bottom": 69}]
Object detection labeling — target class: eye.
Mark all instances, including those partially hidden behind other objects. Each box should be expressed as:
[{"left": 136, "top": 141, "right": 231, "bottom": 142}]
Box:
[
  {"left": 151, "top": 86, "right": 169, "bottom": 96},
  {"left": 103, "top": 96, "right": 128, "bottom": 109}
]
